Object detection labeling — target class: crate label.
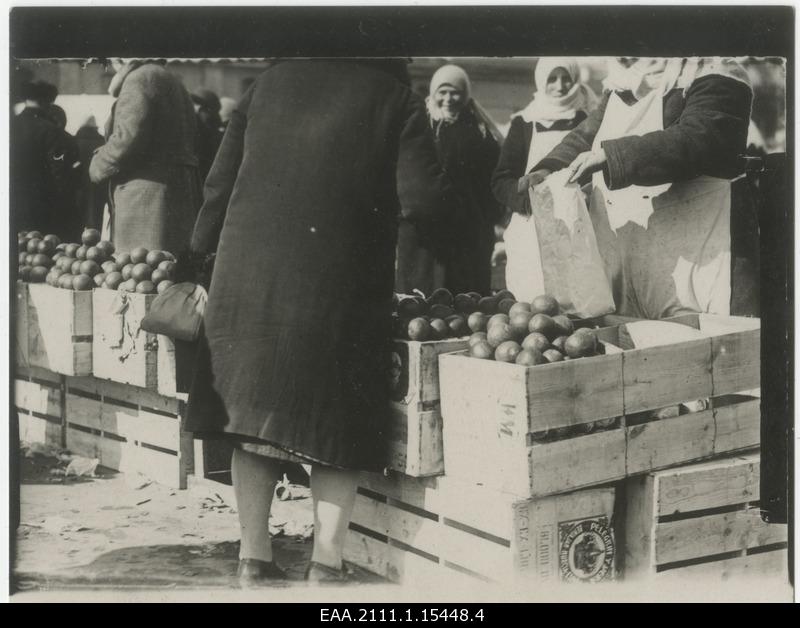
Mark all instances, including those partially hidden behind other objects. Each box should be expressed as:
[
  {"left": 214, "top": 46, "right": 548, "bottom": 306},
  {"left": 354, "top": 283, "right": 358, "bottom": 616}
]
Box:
[
  {"left": 388, "top": 343, "right": 409, "bottom": 400},
  {"left": 558, "top": 516, "right": 615, "bottom": 583},
  {"left": 514, "top": 502, "right": 532, "bottom": 571},
  {"left": 537, "top": 525, "right": 554, "bottom": 579}
]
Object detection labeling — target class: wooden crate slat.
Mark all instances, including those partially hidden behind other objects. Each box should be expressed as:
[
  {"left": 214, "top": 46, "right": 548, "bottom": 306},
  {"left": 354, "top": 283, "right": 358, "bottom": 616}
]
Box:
[
  {"left": 528, "top": 429, "right": 626, "bottom": 497},
  {"left": 713, "top": 399, "right": 760, "bottom": 454},
  {"left": 655, "top": 549, "right": 788, "bottom": 582},
  {"left": 622, "top": 339, "right": 713, "bottom": 414},
  {"left": 711, "top": 328, "right": 760, "bottom": 396},
  {"left": 654, "top": 453, "right": 759, "bottom": 517},
  {"left": 15, "top": 365, "right": 62, "bottom": 385},
  {"left": 27, "top": 284, "right": 92, "bottom": 376},
  {"left": 625, "top": 410, "right": 715, "bottom": 476},
  {"left": 15, "top": 379, "right": 61, "bottom": 418},
  {"left": 526, "top": 353, "right": 624, "bottom": 430},
  {"left": 67, "top": 375, "right": 182, "bottom": 415},
  {"left": 156, "top": 334, "right": 178, "bottom": 397},
  {"left": 66, "top": 425, "right": 102, "bottom": 459},
  {"left": 19, "top": 412, "right": 62, "bottom": 448},
  {"left": 654, "top": 508, "right": 788, "bottom": 565},
  {"left": 92, "top": 289, "right": 158, "bottom": 390},
  {"left": 386, "top": 402, "right": 443, "bottom": 477},
  {"left": 66, "top": 392, "right": 103, "bottom": 431},
  {"left": 101, "top": 403, "right": 182, "bottom": 452}
]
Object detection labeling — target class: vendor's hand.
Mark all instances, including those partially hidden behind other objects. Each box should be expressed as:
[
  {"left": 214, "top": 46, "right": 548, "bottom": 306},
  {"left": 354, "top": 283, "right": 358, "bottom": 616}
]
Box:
[
  {"left": 517, "top": 169, "right": 551, "bottom": 194},
  {"left": 566, "top": 149, "right": 607, "bottom": 184}
]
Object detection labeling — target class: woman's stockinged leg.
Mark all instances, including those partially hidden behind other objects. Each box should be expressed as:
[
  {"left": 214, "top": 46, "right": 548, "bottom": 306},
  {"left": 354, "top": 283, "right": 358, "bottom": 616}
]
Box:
[
  {"left": 232, "top": 448, "right": 283, "bottom": 562},
  {"left": 310, "top": 464, "right": 358, "bottom": 570}
]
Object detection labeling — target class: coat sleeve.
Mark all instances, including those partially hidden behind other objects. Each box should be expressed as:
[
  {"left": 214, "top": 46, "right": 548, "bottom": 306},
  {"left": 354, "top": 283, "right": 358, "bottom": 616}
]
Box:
[
  {"left": 189, "top": 86, "right": 254, "bottom": 255},
  {"left": 532, "top": 92, "right": 611, "bottom": 175},
  {"left": 89, "top": 73, "right": 154, "bottom": 183},
  {"left": 600, "top": 75, "right": 753, "bottom": 189},
  {"left": 491, "top": 117, "right": 530, "bottom": 214},
  {"left": 395, "top": 93, "right": 456, "bottom": 223}
]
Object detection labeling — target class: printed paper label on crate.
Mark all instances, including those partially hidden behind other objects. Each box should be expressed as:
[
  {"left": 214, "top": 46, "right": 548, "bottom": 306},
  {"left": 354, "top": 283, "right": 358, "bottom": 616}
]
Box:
[{"left": 558, "top": 516, "right": 615, "bottom": 582}]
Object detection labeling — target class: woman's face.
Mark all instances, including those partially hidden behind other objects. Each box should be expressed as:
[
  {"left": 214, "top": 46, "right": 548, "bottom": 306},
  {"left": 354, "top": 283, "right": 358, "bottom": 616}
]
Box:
[
  {"left": 546, "top": 68, "right": 574, "bottom": 98},
  {"left": 434, "top": 85, "right": 465, "bottom": 120}
]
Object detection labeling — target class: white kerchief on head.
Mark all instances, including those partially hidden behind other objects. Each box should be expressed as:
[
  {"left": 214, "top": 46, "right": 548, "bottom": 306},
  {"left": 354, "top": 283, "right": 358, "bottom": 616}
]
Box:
[{"left": 516, "top": 58, "right": 597, "bottom": 126}]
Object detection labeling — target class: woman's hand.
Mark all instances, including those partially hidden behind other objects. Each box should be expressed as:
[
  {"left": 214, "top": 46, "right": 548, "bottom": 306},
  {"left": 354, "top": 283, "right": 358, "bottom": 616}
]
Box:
[
  {"left": 566, "top": 149, "right": 607, "bottom": 184},
  {"left": 517, "top": 169, "right": 551, "bottom": 194}
]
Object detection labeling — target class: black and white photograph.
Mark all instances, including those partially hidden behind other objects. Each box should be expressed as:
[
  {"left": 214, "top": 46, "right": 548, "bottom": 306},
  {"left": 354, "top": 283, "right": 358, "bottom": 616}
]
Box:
[{"left": 4, "top": 4, "right": 794, "bottom": 604}]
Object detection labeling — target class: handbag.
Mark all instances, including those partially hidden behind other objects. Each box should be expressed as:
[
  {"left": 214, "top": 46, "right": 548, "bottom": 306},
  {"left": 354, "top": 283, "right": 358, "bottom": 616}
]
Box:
[{"left": 140, "top": 282, "right": 208, "bottom": 342}]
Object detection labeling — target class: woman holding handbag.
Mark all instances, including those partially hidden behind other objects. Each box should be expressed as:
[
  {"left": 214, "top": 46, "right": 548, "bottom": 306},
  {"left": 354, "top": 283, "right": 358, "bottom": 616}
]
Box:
[
  {"left": 183, "top": 59, "right": 455, "bottom": 585},
  {"left": 491, "top": 58, "right": 598, "bottom": 302}
]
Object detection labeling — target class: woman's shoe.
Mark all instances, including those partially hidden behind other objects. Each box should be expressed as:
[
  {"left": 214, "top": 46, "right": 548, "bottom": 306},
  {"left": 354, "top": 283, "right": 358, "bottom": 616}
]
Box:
[
  {"left": 304, "top": 560, "right": 349, "bottom": 584},
  {"left": 237, "top": 558, "right": 287, "bottom": 586}
]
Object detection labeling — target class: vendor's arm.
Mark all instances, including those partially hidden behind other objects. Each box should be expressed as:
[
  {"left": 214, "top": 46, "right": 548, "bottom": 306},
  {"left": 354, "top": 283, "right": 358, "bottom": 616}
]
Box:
[
  {"left": 490, "top": 117, "right": 530, "bottom": 214},
  {"left": 189, "top": 86, "right": 253, "bottom": 255},
  {"left": 601, "top": 75, "right": 752, "bottom": 189},
  {"left": 89, "top": 72, "right": 154, "bottom": 184}
]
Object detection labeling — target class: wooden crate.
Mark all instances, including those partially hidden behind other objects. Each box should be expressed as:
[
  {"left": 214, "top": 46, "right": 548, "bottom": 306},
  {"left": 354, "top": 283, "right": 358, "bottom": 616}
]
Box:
[
  {"left": 92, "top": 288, "right": 178, "bottom": 397},
  {"left": 15, "top": 281, "right": 29, "bottom": 368},
  {"left": 64, "top": 375, "right": 193, "bottom": 489},
  {"left": 438, "top": 315, "right": 761, "bottom": 497},
  {"left": 345, "top": 472, "right": 617, "bottom": 584},
  {"left": 386, "top": 338, "right": 467, "bottom": 477},
  {"left": 27, "top": 283, "right": 92, "bottom": 376},
  {"left": 438, "top": 346, "right": 627, "bottom": 498},
  {"left": 623, "top": 453, "right": 788, "bottom": 582},
  {"left": 14, "top": 365, "right": 63, "bottom": 448}
]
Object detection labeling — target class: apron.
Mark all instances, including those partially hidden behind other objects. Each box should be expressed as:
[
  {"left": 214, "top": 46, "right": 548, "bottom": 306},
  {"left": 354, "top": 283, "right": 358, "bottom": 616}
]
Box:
[
  {"left": 590, "top": 90, "right": 732, "bottom": 319},
  {"left": 504, "top": 125, "right": 570, "bottom": 302}
]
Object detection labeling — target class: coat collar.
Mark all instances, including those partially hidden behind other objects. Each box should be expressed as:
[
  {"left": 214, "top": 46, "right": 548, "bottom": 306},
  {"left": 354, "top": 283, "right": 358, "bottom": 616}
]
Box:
[{"left": 108, "top": 61, "right": 144, "bottom": 97}]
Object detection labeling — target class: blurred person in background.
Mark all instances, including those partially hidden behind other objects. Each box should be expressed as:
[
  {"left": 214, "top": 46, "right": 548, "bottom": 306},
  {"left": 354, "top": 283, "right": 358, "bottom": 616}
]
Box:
[
  {"left": 89, "top": 58, "right": 202, "bottom": 253},
  {"left": 528, "top": 57, "right": 757, "bottom": 317},
  {"left": 396, "top": 64, "right": 502, "bottom": 296},
  {"left": 192, "top": 88, "right": 225, "bottom": 182},
  {"left": 75, "top": 115, "right": 108, "bottom": 231},
  {"left": 45, "top": 103, "right": 83, "bottom": 242},
  {"left": 11, "top": 81, "right": 71, "bottom": 238},
  {"left": 491, "top": 58, "right": 598, "bottom": 301}
]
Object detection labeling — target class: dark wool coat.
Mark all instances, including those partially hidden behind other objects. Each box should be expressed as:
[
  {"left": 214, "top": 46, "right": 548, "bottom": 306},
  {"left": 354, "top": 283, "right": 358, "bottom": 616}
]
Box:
[
  {"left": 76, "top": 125, "right": 108, "bottom": 231},
  {"left": 89, "top": 63, "right": 202, "bottom": 255},
  {"left": 11, "top": 107, "right": 66, "bottom": 237},
  {"left": 395, "top": 110, "right": 501, "bottom": 296},
  {"left": 532, "top": 74, "right": 759, "bottom": 316},
  {"left": 185, "top": 60, "right": 455, "bottom": 471}
]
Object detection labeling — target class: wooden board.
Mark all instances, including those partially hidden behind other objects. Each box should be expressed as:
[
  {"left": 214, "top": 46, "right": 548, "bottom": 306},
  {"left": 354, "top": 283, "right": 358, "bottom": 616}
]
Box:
[
  {"left": 389, "top": 338, "right": 469, "bottom": 407},
  {"left": 623, "top": 453, "right": 788, "bottom": 582},
  {"left": 15, "top": 281, "right": 29, "bottom": 368},
  {"left": 92, "top": 289, "right": 178, "bottom": 396},
  {"left": 655, "top": 548, "right": 788, "bottom": 582},
  {"left": 345, "top": 473, "right": 617, "bottom": 584},
  {"left": 18, "top": 412, "right": 62, "bottom": 448},
  {"left": 63, "top": 376, "right": 192, "bottom": 488},
  {"left": 27, "top": 284, "right": 92, "bottom": 376},
  {"left": 386, "top": 402, "right": 444, "bottom": 477},
  {"left": 439, "top": 352, "right": 625, "bottom": 498}
]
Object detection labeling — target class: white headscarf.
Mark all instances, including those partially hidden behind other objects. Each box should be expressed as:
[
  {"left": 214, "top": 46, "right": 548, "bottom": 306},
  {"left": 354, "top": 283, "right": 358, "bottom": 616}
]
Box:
[
  {"left": 425, "top": 64, "right": 504, "bottom": 143},
  {"left": 425, "top": 64, "right": 472, "bottom": 122},
  {"left": 603, "top": 57, "right": 751, "bottom": 100},
  {"left": 515, "top": 58, "right": 598, "bottom": 127}
]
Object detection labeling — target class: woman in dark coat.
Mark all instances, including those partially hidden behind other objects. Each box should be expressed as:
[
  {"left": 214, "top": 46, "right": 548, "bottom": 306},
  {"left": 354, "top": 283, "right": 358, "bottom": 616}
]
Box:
[
  {"left": 395, "top": 64, "right": 502, "bottom": 296},
  {"left": 89, "top": 59, "right": 202, "bottom": 254},
  {"left": 185, "top": 59, "right": 454, "bottom": 583},
  {"left": 528, "top": 57, "right": 757, "bottom": 318}
]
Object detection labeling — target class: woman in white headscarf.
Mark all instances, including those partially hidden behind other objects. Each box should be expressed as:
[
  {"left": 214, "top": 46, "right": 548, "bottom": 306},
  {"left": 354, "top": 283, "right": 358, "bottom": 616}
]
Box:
[
  {"left": 527, "top": 57, "right": 757, "bottom": 318},
  {"left": 396, "top": 64, "right": 502, "bottom": 296},
  {"left": 491, "top": 58, "right": 598, "bottom": 301}
]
